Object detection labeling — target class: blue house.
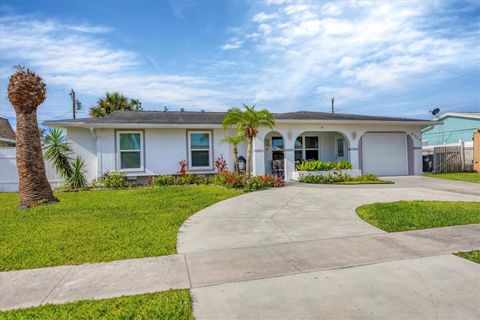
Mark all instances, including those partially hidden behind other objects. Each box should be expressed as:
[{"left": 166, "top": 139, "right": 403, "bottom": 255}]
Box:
[{"left": 422, "top": 112, "right": 480, "bottom": 145}]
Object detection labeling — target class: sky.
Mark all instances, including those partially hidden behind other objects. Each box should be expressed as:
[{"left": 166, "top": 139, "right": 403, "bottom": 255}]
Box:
[{"left": 0, "top": 0, "right": 479, "bottom": 126}]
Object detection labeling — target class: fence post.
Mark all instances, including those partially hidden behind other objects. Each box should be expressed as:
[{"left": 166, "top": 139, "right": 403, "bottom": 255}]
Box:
[{"left": 459, "top": 139, "right": 465, "bottom": 172}]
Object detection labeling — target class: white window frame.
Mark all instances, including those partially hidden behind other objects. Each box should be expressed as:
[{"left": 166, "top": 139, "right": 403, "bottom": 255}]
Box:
[
  {"left": 188, "top": 130, "right": 212, "bottom": 170},
  {"left": 116, "top": 130, "right": 144, "bottom": 172},
  {"left": 295, "top": 136, "right": 319, "bottom": 161}
]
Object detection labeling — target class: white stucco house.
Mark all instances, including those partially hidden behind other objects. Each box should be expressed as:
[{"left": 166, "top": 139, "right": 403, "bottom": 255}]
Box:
[{"left": 44, "top": 110, "right": 433, "bottom": 182}]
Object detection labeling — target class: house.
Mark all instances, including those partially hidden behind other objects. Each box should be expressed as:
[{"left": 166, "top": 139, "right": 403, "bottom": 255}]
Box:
[
  {"left": 0, "top": 117, "right": 16, "bottom": 146},
  {"left": 422, "top": 112, "right": 480, "bottom": 145},
  {"left": 44, "top": 110, "right": 433, "bottom": 181},
  {"left": 422, "top": 112, "right": 480, "bottom": 171}
]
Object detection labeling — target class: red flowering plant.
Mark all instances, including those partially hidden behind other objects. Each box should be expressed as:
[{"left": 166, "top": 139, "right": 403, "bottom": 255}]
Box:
[
  {"left": 177, "top": 160, "right": 188, "bottom": 176},
  {"left": 272, "top": 175, "right": 285, "bottom": 187},
  {"left": 215, "top": 155, "right": 228, "bottom": 173}
]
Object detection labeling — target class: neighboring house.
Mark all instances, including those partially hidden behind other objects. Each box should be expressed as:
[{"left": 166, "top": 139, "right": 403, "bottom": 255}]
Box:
[
  {"left": 44, "top": 110, "right": 433, "bottom": 181},
  {"left": 422, "top": 112, "right": 480, "bottom": 171},
  {"left": 422, "top": 112, "right": 480, "bottom": 145},
  {"left": 0, "top": 117, "right": 16, "bottom": 146}
]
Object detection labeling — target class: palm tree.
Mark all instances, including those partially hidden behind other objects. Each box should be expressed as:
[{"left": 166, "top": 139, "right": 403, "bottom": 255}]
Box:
[
  {"left": 43, "top": 128, "right": 73, "bottom": 179},
  {"left": 222, "top": 104, "right": 275, "bottom": 178},
  {"left": 222, "top": 134, "right": 246, "bottom": 174},
  {"left": 89, "top": 92, "right": 142, "bottom": 117},
  {"left": 8, "top": 66, "right": 58, "bottom": 208}
]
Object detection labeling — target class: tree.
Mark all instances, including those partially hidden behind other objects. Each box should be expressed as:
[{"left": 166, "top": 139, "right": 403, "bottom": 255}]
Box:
[
  {"left": 222, "top": 104, "right": 275, "bottom": 178},
  {"left": 43, "top": 128, "right": 73, "bottom": 179},
  {"left": 89, "top": 92, "right": 142, "bottom": 117},
  {"left": 222, "top": 134, "right": 246, "bottom": 174},
  {"left": 8, "top": 66, "right": 58, "bottom": 208}
]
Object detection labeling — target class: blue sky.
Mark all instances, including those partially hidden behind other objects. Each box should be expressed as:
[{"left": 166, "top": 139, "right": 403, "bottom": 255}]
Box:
[{"left": 0, "top": 0, "right": 479, "bottom": 125}]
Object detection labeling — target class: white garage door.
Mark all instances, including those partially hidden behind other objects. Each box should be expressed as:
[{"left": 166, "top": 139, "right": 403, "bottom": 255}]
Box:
[{"left": 362, "top": 133, "right": 408, "bottom": 176}]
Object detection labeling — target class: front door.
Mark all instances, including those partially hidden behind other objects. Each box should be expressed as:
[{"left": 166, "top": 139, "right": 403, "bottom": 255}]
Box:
[{"left": 336, "top": 138, "right": 346, "bottom": 161}]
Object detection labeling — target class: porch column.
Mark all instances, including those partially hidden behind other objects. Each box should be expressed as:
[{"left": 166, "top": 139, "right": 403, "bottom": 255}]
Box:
[
  {"left": 348, "top": 134, "right": 360, "bottom": 170},
  {"left": 284, "top": 134, "right": 295, "bottom": 180},
  {"left": 252, "top": 136, "right": 265, "bottom": 176}
]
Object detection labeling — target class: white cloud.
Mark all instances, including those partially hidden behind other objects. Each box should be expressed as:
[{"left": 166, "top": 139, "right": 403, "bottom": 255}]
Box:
[
  {"left": 221, "top": 37, "right": 243, "bottom": 50},
  {"left": 0, "top": 14, "right": 226, "bottom": 118},
  {"left": 321, "top": 2, "right": 342, "bottom": 16},
  {"left": 232, "top": 0, "right": 479, "bottom": 107},
  {"left": 252, "top": 12, "right": 278, "bottom": 22}
]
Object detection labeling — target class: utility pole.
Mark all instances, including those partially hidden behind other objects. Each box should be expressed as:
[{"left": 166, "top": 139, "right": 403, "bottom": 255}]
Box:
[
  {"left": 331, "top": 97, "right": 335, "bottom": 114},
  {"left": 70, "top": 89, "right": 76, "bottom": 119}
]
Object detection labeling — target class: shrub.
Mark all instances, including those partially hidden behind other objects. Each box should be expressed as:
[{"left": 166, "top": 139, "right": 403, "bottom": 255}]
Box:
[
  {"left": 66, "top": 156, "right": 87, "bottom": 189},
  {"left": 99, "top": 171, "right": 128, "bottom": 189},
  {"left": 298, "top": 173, "right": 380, "bottom": 184},
  {"left": 215, "top": 155, "right": 228, "bottom": 173},
  {"left": 152, "top": 175, "right": 176, "bottom": 186},
  {"left": 336, "top": 160, "right": 352, "bottom": 170},
  {"left": 177, "top": 160, "right": 188, "bottom": 176},
  {"left": 296, "top": 160, "right": 350, "bottom": 171}
]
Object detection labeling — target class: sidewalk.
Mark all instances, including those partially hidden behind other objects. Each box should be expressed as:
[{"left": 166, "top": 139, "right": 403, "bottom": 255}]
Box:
[{"left": 1, "top": 223, "right": 479, "bottom": 311}]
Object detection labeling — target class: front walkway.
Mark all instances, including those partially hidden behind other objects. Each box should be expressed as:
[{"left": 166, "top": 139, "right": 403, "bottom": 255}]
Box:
[{"left": 2, "top": 224, "right": 479, "bottom": 311}]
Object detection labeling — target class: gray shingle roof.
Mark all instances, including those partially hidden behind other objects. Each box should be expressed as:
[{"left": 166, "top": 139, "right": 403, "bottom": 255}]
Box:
[
  {"left": 0, "top": 117, "right": 16, "bottom": 141},
  {"left": 45, "top": 110, "right": 426, "bottom": 126}
]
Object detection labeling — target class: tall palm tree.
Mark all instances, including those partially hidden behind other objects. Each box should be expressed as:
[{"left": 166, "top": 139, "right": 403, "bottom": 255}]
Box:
[
  {"left": 8, "top": 66, "right": 58, "bottom": 208},
  {"left": 222, "top": 134, "right": 246, "bottom": 174},
  {"left": 223, "top": 104, "right": 275, "bottom": 178},
  {"left": 89, "top": 92, "right": 142, "bottom": 117}
]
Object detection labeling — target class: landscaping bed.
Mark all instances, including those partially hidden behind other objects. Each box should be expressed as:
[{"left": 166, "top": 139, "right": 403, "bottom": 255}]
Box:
[
  {"left": 356, "top": 201, "right": 480, "bottom": 232},
  {"left": 298, "top": 173, "right": 391, "bottom": 185},
  {"left": 0, "top": 186, "right": 241, "bottom": 271},
  {"left": 423, "top": 172, "right": 480, "bottom": 184},
  {"left": 0, "top": 289, "right": 193, "bottom": 320}
]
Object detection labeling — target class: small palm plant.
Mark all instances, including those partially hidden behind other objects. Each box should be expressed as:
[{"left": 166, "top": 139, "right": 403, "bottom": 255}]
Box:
[
  {"left": 223, "top": 104, "right": 275, "bottom": 178},
  {"left": 67, "top": 156, "right": 87, "bottom": 189},
  {"left": 222, "top": 134, "right": 246, "bottom": 174},
  {"left": 43, "top": 128, "right": 73, "bottom": 179}
]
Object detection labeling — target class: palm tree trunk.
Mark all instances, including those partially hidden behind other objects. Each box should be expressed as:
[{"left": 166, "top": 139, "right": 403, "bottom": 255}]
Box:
[
  {"left": 233, "top": 146, "right": 239, "bottom": 174},
  {"left": 246, "top": 137, "right": 253, "bottom": 178},
  {"left": 15, "top": 110, "right": 58, "bottom": 208}
]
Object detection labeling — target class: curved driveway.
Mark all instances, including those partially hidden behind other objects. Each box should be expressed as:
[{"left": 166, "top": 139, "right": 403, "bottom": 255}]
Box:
[{"left": 178, "top": 176, "right": 480, "bottom": 253}]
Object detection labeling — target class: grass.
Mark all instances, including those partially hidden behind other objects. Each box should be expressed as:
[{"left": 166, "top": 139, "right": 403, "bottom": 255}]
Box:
[
  {"left": 454, "top": 250, "right": 480, "bottom": 264},
  {"left": 356, "top": 201, "right": 480, "bottom": 232},
  {"left": 423, "top": 172, "right": 480, "bottom": 184},
  {"left": 0, "top": 289, "right": 193, "bottom": 320},
  {"left": 0, "top": 186, "right": 241, "bottom": 271}
]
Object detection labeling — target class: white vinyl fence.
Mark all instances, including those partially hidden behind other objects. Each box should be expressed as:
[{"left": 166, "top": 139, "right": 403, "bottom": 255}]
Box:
[{"left": 0, "top": 147, "right": 62, "bottom": 192}]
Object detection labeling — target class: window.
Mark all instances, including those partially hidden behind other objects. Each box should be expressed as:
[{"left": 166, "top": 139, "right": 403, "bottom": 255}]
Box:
[
  {"left": 271, "top": 137, "right": 284, "bottom": 150},
  {"left": 295, "top": 136, "right": 319, "bottom": 161},
  {"left": 117, "top": 131, "right": 143, "bottom": 171},
  {"left": 294, "top": 137, "right": 303, "bottom": 161},
  {"left": 188, "top": 131, "right": 212, "bottom": 169},
  {"left": 337, "top": 138, "right": 345, "bottom": 157}
]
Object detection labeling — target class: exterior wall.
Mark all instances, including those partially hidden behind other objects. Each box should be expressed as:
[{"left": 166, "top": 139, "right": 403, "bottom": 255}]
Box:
[
  {"left": 66, "top": 127, "right": 98, "bottom": 182},
  {"left": 422, "top": 116, "right": 480, "bottom": 145},
  {"left": 62, "top": 122, "right": 424, "bottom": 182},
  {"left": 89, "top": 127, "right": 244, "bottom": 179},
  {"left": 254, "top": 123, "right": 424, "bottom": 179}
]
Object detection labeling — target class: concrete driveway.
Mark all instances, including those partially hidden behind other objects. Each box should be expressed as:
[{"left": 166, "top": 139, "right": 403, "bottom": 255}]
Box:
[{"left": 177, "top": 176, "right": 480, "bottom": 319}]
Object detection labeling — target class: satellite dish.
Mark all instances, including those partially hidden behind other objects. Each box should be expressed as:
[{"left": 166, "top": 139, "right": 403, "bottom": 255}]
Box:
[{"left": 430, "top": 108, "right": 440, "bottom": 117}]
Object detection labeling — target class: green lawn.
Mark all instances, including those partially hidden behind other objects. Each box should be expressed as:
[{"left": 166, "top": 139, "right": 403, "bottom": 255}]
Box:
[
  {"left": 455, "top": 250, "right": 480, "bottom": 264},
  {"left": 356, "top": 201, "right": 480, "bottom": 232},
  {"left": 423, "top": 172, "right": 480, "bottom": 184},
  {"left": 0, "top": 186, "right": 241, "bottom": 271},
  {"left": 0, "top": 289, "right": 193, "bottom": 320}
]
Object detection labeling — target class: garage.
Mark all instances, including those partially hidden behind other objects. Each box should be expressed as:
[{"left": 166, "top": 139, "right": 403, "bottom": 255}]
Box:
[{"left": 361, "top": 132, "right": 408, "bottom": 176}]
